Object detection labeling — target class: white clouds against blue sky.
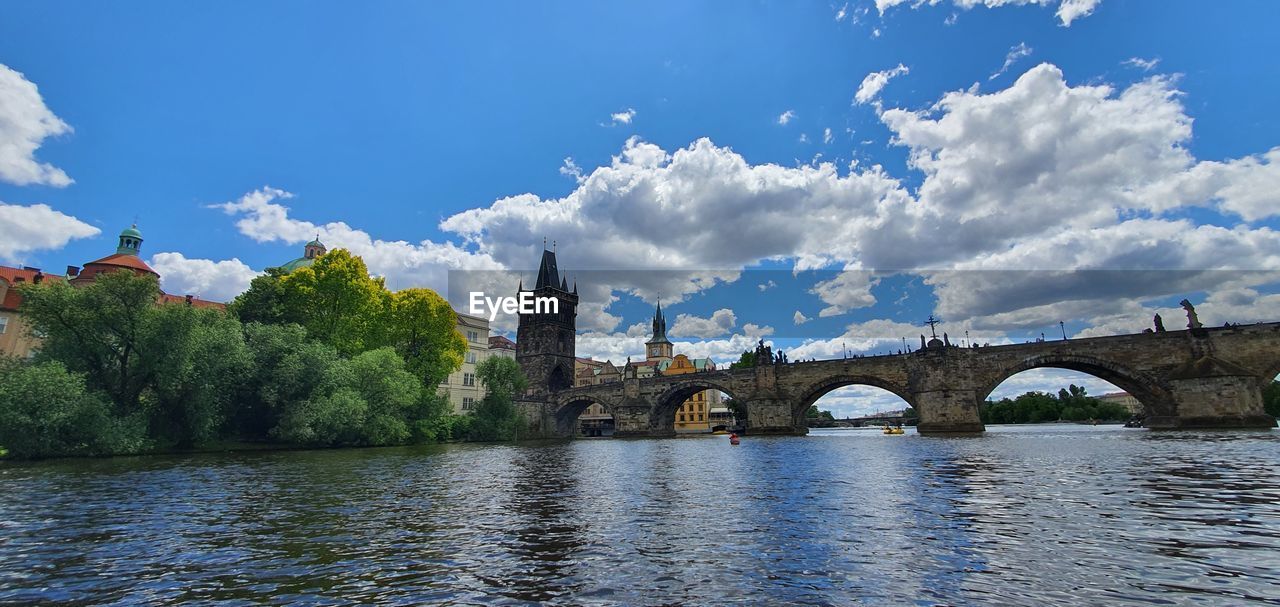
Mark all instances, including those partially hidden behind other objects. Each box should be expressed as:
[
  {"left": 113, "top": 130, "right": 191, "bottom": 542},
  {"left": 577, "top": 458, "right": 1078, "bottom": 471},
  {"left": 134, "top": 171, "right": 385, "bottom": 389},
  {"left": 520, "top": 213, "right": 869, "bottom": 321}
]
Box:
[{"left": 2, "top": 0, "right": 1279, "bottom": 415}]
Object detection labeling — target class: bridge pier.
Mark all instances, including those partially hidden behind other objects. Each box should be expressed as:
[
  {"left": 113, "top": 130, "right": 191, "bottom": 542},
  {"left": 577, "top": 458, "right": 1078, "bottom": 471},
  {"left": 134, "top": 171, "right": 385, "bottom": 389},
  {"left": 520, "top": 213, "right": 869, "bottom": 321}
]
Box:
[
  {"left": 1155, "top": 362, "right": 1277, "bottom": 429},
  {"left": 913, "top": 389, "right": 985, "bottom": 434},
  {"left": 744, "top": 398, "right": 807, "bottom": 435}
]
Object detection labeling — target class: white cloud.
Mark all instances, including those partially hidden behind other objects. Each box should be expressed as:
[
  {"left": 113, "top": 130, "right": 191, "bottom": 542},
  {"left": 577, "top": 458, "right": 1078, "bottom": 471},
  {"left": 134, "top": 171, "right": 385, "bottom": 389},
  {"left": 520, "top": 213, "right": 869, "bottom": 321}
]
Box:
[
  {"left": 758, "top": 280, "right": 776, "bottom": 291},
  {"left": 609, "top": 108, "right": 636, "bottom": 125},
  {"left": 1123, "top": 57, "right": 1160, "bottom": 71},
  {"left": 793, "top": 310, "right": 810, "bottom": 325},
  {"left": 777, "top": 110, "right": 796, "bottom": 125},
  {"left": 835, "top": 3, "right": 849, "bottom": 21},
  {"left": 854, "top": 64, "right": 909, "bottom": 106},
  {"left": 212, "top": 186, "right": 503, "bottom": 295},
  {"left": 149, "top": 252, "right": 259, "bottom": 303},
  {"left": 823, "top": 128, "right": 834, "bottom": 144},
  {"left": 0, "top": 202, "right": 99, "bottom": 261},
  {"left": 0, "top": 64, "right": 73, "bottom": 187},
  {"left": 670, "top": 308, "right": 737, "bottom": 338},
  {"left": 875, "top": 0, "right": 1102, "bottom": 26},
  {"left": 989, "top": 42, "right": 1033, "bottom": 80},
  {"left": 559, "top": 157, "right": 585, "bottom": 183},
  {"left": 811, "top": 269, "right": 878, "bottom": 317}
]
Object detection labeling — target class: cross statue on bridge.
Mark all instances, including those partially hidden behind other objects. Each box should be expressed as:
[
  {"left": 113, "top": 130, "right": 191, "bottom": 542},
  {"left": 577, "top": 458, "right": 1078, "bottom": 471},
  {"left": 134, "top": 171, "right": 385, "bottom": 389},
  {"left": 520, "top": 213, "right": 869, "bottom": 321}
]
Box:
[{"left": 924, "top": 315, "right": 942, "bottom": 339}]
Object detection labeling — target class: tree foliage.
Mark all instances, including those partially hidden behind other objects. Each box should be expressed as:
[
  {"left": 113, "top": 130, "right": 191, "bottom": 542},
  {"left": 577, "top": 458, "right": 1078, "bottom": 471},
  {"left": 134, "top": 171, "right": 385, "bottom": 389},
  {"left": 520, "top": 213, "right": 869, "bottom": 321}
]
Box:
[
  {"left": 3, "top": 249, "right": 473, "bottom": 459},
  {"left": 981, "top": 384, "right": 1131, "bottom": 424},
  {"left": 1265, "top": 380, "right": 1280, "bottom": 418},
  {"left": 467, "top": 356, "right": 528, "bottom": 442},
  {"left": 280, "top": 249, "right": 389, "bottom": 356},
  {"left": 389, "top": 288, "right": 467, "bottom": 386}
]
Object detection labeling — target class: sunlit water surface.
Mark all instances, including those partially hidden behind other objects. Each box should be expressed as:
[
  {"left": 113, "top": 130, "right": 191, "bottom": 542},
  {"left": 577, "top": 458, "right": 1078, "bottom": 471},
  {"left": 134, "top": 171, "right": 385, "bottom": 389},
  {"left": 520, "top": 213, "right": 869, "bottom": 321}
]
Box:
[{"left": 2, "top": 424, "right": 1279, "bottom": 606}]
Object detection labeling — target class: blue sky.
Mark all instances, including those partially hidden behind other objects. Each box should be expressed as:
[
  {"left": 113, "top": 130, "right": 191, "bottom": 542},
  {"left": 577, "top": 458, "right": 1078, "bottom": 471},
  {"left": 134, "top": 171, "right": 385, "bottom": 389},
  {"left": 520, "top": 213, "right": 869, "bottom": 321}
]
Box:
[{"left": 3, "top": 1, "right": 1279, "bottom": 414}]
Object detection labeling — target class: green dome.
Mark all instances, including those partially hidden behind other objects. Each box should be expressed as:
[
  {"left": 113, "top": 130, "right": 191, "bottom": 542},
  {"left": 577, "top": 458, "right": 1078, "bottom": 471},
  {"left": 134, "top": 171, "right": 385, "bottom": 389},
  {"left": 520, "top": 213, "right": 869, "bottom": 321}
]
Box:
[
  {"left": 278, "top": 257, "right": 315, "bottom": 273},
  {"left": 121, "top": 225, "right": 142, "bottom": 239},
  {"left": 306, "top": 238, "right": 324, "bottom": 248}
]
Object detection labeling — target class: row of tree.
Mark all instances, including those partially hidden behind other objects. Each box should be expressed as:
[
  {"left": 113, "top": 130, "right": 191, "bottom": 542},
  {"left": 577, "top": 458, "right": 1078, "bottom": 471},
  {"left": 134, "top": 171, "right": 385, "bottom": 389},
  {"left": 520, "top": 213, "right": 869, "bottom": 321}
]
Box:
[
  {"left": 980, "top": 384, "right": 1131, "bottom": 424},
  {"left": 0, "top": 250, "right": 527, "bottom": 459}
]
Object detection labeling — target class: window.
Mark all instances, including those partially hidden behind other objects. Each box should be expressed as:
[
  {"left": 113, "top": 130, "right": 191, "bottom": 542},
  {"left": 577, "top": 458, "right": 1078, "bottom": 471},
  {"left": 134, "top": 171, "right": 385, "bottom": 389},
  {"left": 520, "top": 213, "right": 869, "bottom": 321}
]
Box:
[
  {"left": 462, "top": 397, "right": 475, "bottom": 411},
  {"left": 0, "top": 316, "right": 7, "bottom": 335},
  {"left": 463, "top": 373, "right": 476, "bottom": 387},
  {"left": 467, "top": 330, "right": 479, "bottom": 343},
  {"left": 466, "top": 351, "right": 477, "bottom": 364}
]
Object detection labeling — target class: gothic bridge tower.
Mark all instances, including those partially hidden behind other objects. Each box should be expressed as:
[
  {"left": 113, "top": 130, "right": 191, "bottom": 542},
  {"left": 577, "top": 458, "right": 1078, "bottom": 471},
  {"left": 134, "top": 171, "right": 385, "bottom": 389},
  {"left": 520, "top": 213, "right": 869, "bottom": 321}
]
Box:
[{"left": 516, "top": 246, "right": 578, "bottom": 396}]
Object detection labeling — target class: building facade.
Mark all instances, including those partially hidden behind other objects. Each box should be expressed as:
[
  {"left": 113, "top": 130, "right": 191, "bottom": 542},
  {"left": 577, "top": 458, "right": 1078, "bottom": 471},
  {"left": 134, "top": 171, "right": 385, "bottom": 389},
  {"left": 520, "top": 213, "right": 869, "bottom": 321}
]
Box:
[
  {"left": 1097, "top": 391, "right": 1143, "bottom": 415},
  {"left": 439, "top": 312, "right": 494, "bottom": 414}
]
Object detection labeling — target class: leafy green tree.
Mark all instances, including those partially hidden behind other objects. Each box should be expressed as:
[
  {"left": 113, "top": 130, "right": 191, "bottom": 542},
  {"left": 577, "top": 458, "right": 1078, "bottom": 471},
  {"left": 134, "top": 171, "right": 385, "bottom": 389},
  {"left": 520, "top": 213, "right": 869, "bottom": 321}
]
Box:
[
  {"left": 272, "top": 347, "right": 422, "bottom": 446},
  {"left": 0, "top": 358, "right": 147, "bottom": 459},
  {"left": 389, "top": 288, "right": 466, "bottom": 386},
  {"left": 1264, "top": 381, "right": 1280, "bottom": 418},
  {"left": 806, "top": 404, "right": 835, "bottom": 420},
  {"left": 228, "top": 267, "right": 292, "bottom": 325},
  {"left": 280, "top": 248, "right": 390, "bottom": 356},
  {"left": 729, "top": 349, "right": 757, "bottom": 370},
  {"left": 467, "top": 356, "right": 528, "bottom": 442},
  {"left": 18, "top": 271, "right": 164, "bottom": 412},
  {"left": 142, "top": 304, "right": 252, "bottom": 448}
]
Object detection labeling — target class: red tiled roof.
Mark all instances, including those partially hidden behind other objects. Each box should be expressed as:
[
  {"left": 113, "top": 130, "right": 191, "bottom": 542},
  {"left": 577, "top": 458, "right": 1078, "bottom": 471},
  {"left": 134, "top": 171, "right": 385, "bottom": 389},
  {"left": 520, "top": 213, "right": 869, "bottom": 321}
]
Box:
[
  {"left": 81, "top": 254, "right": 159, "bottom": 276},
  {"left": 489, "top": 335, "right": 517, "bottom": 350},
  {"left": 0, "top": 265, "right": 64, "bottom": 311},
  {"left": 160, "top": 293, "right": 226, "bottom": 310}
]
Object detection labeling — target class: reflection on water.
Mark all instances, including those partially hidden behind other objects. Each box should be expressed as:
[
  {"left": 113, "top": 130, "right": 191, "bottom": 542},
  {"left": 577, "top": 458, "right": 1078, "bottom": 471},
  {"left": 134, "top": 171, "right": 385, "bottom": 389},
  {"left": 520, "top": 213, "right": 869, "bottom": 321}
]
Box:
[{"left": 2, "top": 425, "right": 1279, "bottom": 605}]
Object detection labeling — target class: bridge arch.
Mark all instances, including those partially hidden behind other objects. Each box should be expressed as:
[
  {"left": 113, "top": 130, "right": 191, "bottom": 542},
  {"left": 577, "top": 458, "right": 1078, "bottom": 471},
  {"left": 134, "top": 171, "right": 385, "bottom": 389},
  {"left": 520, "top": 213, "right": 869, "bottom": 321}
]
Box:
[
  {"left": 551, "top": 395, "right": 618, "bottom": 437},
  {"left": 978, "top": 353, "right": 1173, "bottom": 419},
  {"left": 796, "top": 375, "right": 917, "bottom": 418},
  {"left": 651, "top": 377, "right": 741, "bottom": 431}
]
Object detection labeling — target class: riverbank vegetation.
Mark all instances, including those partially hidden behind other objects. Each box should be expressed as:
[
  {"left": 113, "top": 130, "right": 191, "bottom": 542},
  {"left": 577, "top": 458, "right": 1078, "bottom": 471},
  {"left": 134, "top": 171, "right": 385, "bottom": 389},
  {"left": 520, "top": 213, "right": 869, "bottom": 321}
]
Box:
[
  {"left": 981, "top": 385, "right": 1130, "bottom": 424},
  {"left": 0, "top": 250, "right": 523, "bottom": 460}
]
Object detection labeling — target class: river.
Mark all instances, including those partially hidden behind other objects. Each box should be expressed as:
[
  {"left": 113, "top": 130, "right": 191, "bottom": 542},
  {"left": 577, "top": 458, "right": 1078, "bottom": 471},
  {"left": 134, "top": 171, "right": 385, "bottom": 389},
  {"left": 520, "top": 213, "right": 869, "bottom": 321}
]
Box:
[{"left": 2, "top": 424, "right": 1278, "bottom": 606}]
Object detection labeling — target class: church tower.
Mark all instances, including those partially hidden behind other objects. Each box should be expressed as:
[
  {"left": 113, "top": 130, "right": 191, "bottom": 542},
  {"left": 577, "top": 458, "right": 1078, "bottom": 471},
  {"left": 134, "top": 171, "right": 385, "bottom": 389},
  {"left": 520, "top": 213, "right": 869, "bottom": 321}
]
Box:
[
  {"left": 645, "top": 300, "right": 673, "bottom": 362},
  {"left": 516, "top": 246, "right": 579, "bottom": 395}
]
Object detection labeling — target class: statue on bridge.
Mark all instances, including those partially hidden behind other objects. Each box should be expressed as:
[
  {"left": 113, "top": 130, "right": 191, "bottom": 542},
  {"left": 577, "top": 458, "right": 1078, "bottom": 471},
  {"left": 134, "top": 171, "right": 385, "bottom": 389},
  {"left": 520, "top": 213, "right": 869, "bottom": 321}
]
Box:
[
  {"left": 1179, "top": 299, "right": 1203, "bottom": 329},
  {"left": 755, "top": 339, "right": 774, "bottom": 366},
  {"left": 1154, "top": 313, "right": 1166, "bottom": 333}
]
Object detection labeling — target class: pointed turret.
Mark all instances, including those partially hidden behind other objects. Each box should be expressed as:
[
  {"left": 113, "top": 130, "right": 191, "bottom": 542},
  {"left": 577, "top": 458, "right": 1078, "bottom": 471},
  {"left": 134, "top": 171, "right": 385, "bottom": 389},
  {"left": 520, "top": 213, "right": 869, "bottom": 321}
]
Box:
[
  {"left": 645, "top": 298, "right": 673, "bottom": 361},
  {"left": 534, "top": 248, "right": 562, "bottom": 290}
]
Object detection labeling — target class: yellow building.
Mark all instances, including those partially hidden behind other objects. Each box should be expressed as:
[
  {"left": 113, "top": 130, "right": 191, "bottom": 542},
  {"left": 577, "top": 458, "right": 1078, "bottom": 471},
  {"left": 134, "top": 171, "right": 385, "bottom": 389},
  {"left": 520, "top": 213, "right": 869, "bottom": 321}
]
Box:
[
  {"left": 0, "top": 266, "right": 57, "bottom": 360},
  {"left": 660, "top": 353, "right": 721, "bottom": 432}
]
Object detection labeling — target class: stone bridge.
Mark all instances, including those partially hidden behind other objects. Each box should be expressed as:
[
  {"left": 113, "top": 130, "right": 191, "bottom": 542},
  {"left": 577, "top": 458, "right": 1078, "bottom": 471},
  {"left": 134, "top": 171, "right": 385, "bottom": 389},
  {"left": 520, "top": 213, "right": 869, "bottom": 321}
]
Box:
[{"left": 518, "top": 322, "right": 1280, "bottom": 438}]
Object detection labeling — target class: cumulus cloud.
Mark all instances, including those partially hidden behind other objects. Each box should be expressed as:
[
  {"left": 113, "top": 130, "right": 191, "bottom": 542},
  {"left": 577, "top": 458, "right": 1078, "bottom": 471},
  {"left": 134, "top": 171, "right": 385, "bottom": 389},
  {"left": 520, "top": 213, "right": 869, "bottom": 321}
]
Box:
[
  {"left": 149, "top": 252, "right": 259, "bottom": 302},
  {"left": 212, "top": 186, "right": 503, "bottom": 294},
  {"left": 777, "top": 110, "right": 796, "bottom": 125},
  {"left": 823, "top": 128, "right": 834, "bottom": 144},
  {"left": 875, "top": 0, "right": 1102, "bottom": 26},
  {"left": 990, "top": 42, "right": 1033, "bottom": 80},
  {"left": 0, "top": 202, "right": 99, "bottom": 261},
  {"left": 0, "top": 64, "right": 73, "bottom": 187},
  {"left": 794, "top": 310, "right": 810, "bottom": 325},
  {"left": 854, "top": 64, "right": 909, "bottom": 106},
  {"left": 758, "top": 280, "right": 776, "bottom": 291},
  {"left": 670, "top": 308, "right": 737, "bottom": 338},
  {"left": 811, "top": 269, "right": 878, "bottom": 317},
  {"left": 210, "top": 62, "right": 1279, "bottom": 346}
]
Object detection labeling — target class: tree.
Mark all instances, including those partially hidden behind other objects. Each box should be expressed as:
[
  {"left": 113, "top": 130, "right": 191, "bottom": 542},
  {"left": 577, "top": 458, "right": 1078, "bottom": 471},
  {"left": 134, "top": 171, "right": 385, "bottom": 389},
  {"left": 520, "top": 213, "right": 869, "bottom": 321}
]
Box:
[
  {"left": 142, "top": 304, "right": 251, "bottom": 448},
  {"left": 388, "top": 288, "right": 466, "bottom": 386},
  {"left": 280, "top": 248, "right": 390, "bottom": 356},
  {"left": 1264, "top": 381, "right": 1280, "bottom": 418},
  {"left": 18, "top": 271, "right": 164, "bottom": 412},
  {"left": 272, "top": 347, "right": 423, "bottom": 447},
  {"left": 467, "top": 356, "right": 528, "bottom": 442},
  {"left": 729, "top": 349, "right": 757, "bottom": 370},
  {"left": 228, "top": 267, "right": 292, "bottom": 325},
  {"left": 0, "top": 358, "right": 146, "bottom": 459}
]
